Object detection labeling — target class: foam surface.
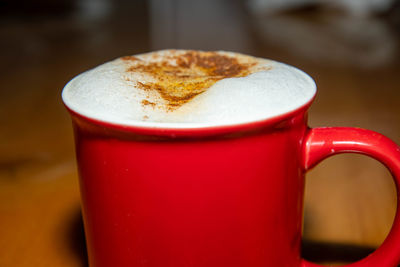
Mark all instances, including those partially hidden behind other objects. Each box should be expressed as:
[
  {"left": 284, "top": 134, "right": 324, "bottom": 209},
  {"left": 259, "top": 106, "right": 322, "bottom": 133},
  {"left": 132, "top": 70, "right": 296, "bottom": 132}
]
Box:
[{"left": 62, "top": 50, "right": 316, "bottom": 128}]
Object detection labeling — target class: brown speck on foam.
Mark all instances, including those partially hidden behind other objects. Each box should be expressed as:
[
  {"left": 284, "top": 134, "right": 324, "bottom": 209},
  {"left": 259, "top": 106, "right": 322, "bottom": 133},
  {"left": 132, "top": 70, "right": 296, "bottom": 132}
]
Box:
[
  {"left": 124, "top": 50, "right": 270, "bottom": 111},
  {"left": 121, "top": 56, "right": 141, "bottom": 61},
  {"left": 141, "top": 99, "right": 156, "bottom": 107}
]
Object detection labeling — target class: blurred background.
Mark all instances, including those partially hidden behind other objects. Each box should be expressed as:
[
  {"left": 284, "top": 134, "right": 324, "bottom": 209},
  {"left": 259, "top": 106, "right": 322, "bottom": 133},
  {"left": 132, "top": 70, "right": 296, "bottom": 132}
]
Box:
[{"left": 1, "top": 0, "right": 400, "bottom": 266}]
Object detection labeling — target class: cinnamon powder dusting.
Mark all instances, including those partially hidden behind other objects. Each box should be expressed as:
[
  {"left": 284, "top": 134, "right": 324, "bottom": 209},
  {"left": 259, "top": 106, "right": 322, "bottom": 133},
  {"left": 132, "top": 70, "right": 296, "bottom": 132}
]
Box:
[
  {"left": 141, "top": 99, "right": 156, "bottom": 107},
  {"left": 123, "top": 50, "right": 264, "bottom": 110}
]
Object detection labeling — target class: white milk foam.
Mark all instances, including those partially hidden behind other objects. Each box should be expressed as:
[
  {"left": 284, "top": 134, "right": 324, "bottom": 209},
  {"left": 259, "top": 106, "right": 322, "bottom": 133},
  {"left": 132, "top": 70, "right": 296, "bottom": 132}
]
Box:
[{"left": 62, "top": 50, "right": 316, "bottom": 128}]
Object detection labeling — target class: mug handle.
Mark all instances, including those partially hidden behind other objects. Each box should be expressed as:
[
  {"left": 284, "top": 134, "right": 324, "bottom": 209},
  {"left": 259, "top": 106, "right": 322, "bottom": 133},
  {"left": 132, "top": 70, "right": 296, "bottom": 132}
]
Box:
[{"left": 301, "top": 127, "right": 400, "bottom": 267}]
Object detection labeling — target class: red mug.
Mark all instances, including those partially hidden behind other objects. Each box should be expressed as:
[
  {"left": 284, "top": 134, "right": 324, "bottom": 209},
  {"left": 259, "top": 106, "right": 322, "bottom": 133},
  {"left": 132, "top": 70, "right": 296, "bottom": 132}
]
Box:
[{"left": 65, "top": 89, "right": 400, "bottom": 267}]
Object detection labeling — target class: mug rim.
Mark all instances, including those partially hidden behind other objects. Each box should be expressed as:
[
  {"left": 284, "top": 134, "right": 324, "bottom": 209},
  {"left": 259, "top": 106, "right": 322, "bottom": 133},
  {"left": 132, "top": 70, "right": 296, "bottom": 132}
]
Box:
[
  {"left": 62, "top": 54, "right": 317, "bottom": 135},
  {"left": 65, "top": 95, "right": 315, "bottom": 137}
]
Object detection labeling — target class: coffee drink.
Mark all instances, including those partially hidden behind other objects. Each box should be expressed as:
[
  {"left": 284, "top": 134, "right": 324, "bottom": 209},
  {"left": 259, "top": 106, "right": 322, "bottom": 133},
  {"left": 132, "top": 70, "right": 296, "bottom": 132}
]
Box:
[{"left": 62, "top": 50, "right": 316, "bottom": 127}]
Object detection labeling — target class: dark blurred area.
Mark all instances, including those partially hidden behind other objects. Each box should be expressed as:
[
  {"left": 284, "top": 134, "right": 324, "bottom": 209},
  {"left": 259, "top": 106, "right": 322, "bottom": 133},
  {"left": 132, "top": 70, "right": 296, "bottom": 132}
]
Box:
[{"left": 1, "top": 0, "right": 400, "bottom": 266}]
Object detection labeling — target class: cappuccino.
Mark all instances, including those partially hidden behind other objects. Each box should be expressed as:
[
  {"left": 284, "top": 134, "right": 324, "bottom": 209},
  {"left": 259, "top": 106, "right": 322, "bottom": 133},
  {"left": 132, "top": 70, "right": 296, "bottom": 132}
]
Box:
[{"left": 62, "top": 50, "right": 316, "bottom": 128}]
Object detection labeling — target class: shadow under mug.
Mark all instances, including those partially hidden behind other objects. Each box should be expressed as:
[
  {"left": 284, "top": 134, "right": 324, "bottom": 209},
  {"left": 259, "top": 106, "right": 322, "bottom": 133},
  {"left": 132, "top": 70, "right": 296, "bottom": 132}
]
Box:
[{"left": 66, "top": 97, "right": 400, "bottom": 267}]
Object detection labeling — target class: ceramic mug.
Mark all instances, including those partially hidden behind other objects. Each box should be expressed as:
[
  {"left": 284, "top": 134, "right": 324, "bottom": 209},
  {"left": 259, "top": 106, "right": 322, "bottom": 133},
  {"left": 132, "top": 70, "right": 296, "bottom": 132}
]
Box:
[{"left": 65, "top": 93, "right": 400, "bottom": 267}]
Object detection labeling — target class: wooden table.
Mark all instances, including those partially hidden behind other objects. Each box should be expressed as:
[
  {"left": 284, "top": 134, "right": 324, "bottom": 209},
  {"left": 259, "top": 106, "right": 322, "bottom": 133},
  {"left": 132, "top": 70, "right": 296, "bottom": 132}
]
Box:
[{"left": 1, "top": 1, "right": 399, "bottom": 266}]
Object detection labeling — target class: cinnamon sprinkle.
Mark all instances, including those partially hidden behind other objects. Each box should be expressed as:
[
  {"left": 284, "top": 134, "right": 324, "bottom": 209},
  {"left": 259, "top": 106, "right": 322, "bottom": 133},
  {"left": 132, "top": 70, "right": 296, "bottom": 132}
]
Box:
[
  {"left": 141, "top": 99, "right": 156, "bottom": 107},
  {"left": 124, "top": 50, "right": 264, "bottom": 110},
  {"left": 121, "top": 56, "right": 141, "bottom": 61}
]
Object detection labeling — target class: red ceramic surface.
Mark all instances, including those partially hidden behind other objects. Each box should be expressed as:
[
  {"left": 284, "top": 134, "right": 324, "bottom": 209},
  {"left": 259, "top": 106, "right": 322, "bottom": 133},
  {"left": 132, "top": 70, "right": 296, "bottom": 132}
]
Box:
[{"left": 67, "top": 103, "right": 400, "bottom": 267}]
